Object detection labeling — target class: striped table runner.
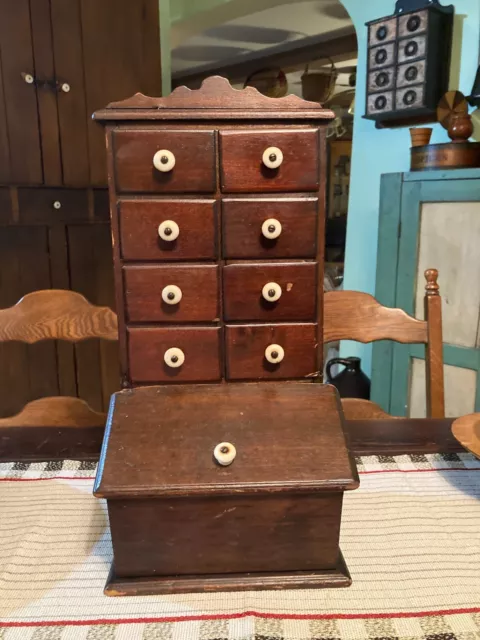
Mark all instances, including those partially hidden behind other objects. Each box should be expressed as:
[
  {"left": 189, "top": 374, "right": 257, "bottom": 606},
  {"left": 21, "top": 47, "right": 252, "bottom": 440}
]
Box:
[{"left": 0, "top": 453, "right": 479, "bottom": 639}]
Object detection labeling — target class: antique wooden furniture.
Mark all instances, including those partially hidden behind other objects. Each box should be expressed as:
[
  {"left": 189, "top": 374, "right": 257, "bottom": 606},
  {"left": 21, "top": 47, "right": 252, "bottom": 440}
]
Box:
[
  {"left": 0, "top": 289, "right": 117, "bottom": 461},
  {"left": 372, "top": 169, "right": 480, "bottom": 417},
  {"left": 451, "top": 413, "right": 480, "bottom": 458},
  {"left": 364, "top": 0, "right": 453, "bottom": 128},
  {"left": 94, "top": 383, "right": 359, "bottom": 595},
  {"left": 94, "top": 76, "right": 334, "bottom": 385},
  {"left": 326, "top": 269, "right": 444, "bottom": 420},
  {"left": 0, "top": 0, "right": 160, "bottom": 420}
]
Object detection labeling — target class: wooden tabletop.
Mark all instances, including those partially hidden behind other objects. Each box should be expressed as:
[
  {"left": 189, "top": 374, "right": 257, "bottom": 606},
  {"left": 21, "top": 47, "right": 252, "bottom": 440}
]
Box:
[
  {"left": 0, "top": 416, "right": 465, "bottom": 462},
  {"left": 346, "top": 418, "right": 462, "bottom": 456}
]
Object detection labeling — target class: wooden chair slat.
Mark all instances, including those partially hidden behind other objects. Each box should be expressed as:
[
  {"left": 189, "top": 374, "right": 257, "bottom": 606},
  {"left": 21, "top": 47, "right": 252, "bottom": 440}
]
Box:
[
  {"left": 324, "top": 290, "right": 428, "bottom": 344},
  {"left": 0, "top": 396, "right": 106, "bottom": 428},
  {"left": 325, "top": 269, "right": 444, "bottom": 419},
  {"left": 0, "top": 289, "right": 118, "bottom": 343},
  {"left": 340, "top": 398, "right": 400, "bottom": 421}
]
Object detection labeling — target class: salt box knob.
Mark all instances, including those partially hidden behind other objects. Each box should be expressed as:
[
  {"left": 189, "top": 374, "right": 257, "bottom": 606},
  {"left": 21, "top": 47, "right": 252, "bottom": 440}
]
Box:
[
  {"left": 262, "top": 146, "right": 283, "bottom": 169},
  {"left": 213, "top": 442, "right": 236, "bottom": 466},
  {"left": 261, "top": 218, "right": 282, "bottom": 239},
  {"left": 262, "top": 281, "right": 282, "bottom": 302},
  {"left": 265, "top": 344, "right": 284, "bottom": 364},
  {"left": 153, "top": 149, "right": 175, "bottom": 172},
  {"left": 164, "top": 347, "right": 184, "bottom": 368},
  {"left": 158, "top": 220, "right": 179, "bottom": 241},
  {"left": 162, "top": 284, "right": 182, "bottom": 305}
]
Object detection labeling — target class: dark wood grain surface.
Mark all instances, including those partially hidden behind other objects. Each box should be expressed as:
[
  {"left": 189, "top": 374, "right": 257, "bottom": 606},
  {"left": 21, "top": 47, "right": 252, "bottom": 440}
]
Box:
[
  {"left": 109, "top": 494, "right": 342, "bottom": 577},
  {"left": 219, "top": 129, "right": 319, "bottom": 193},
  {"left": 223, "top": 262, "right": 317, "bottom": 321},
  {"left": 124, "top": 264, "right": 219, "bottom": 322},
  {"left": 119, "top": 199, "right": 217, "bottom": 261},
  {"left": 127, "top": 327, "right": 222, "bottom": 383},
  {"left": 113, "top": 130, "right": 216, "bottom": 193},
  {"left": 95, "top": 383, "right": 358, "bottom": 498},
  {"left": 225, "top": 323, "right": 317, "bottom": 380},
  {"left": 222, "top": 198, "right": 317, "bottom": 259}
]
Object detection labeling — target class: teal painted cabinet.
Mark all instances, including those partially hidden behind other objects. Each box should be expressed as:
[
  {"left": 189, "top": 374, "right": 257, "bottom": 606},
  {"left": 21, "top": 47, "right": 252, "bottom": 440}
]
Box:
[{"left": 371, "top": 169, "right": 480, "bottom": 417}]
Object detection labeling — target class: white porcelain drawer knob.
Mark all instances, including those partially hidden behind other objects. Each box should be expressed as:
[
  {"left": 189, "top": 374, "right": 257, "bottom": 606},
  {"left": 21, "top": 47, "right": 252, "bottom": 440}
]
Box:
[
  {"left": 265, "top": 344, "right": 285, "bottom": 364},
  {"left": 213, "top": 442, "right": 236, "bottom": 466},
  {"left": 162, "top": 284, "right": 182, "bottom": 305},
  {"left": 158, "top": 220, "right": 179, "bottom": 241},
  {"left": 153, "top": 149, "right": 175, "bottom": 172},
  {"left": 262, "top": 218, "right": 282, "bottom": 239},
  {"left": 164, "top": 347, "right": 184, "bottom": 368},
  {"left": 262, "top": 282, "right": 282, "bottom": 302},
  {"left": 53, "top": 201, "right": 62, "bottom": 210},
  {"left": 262, "top": 146, "right": 283, "bottom": 169}
]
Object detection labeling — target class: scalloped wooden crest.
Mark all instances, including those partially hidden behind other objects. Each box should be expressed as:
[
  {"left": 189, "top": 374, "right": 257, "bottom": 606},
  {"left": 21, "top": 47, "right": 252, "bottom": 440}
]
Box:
[{"left": 100, "top": 76, "right": 333, "bottom": 115}]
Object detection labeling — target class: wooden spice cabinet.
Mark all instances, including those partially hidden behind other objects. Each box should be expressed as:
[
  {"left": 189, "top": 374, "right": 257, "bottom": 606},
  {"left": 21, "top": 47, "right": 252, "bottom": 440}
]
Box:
[{"left": 95, "top": 77, "right": 334, "bottom": 386}]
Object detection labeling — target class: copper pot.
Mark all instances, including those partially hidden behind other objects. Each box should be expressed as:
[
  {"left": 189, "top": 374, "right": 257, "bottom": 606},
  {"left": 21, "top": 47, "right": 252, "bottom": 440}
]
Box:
[{"left": 448, "top": 112, "right": 473, "bottom": 143}]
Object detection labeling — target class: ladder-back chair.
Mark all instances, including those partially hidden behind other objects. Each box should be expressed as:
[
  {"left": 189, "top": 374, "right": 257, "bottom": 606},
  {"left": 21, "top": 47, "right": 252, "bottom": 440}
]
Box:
[
  {"left": 324, "top": 269, "right": 444, "bottom": 420},
  {"left": 0, "top": 289, "right": 118, "bottom": 460}
]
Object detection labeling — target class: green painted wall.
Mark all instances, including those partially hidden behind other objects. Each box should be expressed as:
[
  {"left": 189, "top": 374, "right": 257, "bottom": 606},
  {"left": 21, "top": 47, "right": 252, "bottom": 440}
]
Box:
[{"left": 339, "top": 0, "right": 480, "bottom": 373}]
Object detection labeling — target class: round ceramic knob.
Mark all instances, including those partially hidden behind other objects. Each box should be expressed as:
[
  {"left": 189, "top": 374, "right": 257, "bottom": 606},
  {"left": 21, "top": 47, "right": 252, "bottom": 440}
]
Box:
[
  {"left": 53, "top": 201, "right": 61, "bottom": 210},
  {"left": 61, "top": 82, "right": 70, "bottom": 93},
  {"left": 265, "top": 344, "right": 285, "bottom": 364},
  {"left": 262, "top": 146, "right": 283, "bottom": 169},
  {"left": 158, "top": 220, "right": 179, "bottom": 242},
  {"left": 213, "top": 442, "right": 236, "bottom": 466},
  {"left": 262, "top": 282, "right": 282, "bottom": 302},
  {"left": 162, "top": 284, "right": 182, "bottom": 305},
  {"left": 164, "top": 347, "right": 184, "bottom": 368},
  {"left": 153, "top": 149, "right": 175, "bottom": 172},
  {"left": 24, "top": 73, "right": 34, "bottom": 84},
  {"left": 261, "top": 218, "right": 282, "bottom": 240}
]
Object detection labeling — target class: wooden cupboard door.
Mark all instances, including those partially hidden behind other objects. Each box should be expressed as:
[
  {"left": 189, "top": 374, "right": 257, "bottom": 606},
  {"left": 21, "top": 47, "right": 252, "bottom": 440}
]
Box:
[
  {"left": 51, "top": 0, "right": 161, "bottom": 187},
  {"left": 0, "top": 227, "right": 58, "bottom": 418},
  {"left": 0, "top": 0, "right": 43, "bottom": 184},
  {"left": 50, "top": 0, "right": 90, "bottom": 187}
]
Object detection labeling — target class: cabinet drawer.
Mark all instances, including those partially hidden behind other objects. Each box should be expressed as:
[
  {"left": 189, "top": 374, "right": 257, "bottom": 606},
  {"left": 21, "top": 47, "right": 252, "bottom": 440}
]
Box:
[
  {"left": 367, "top": 92, "right": 394, "bottom": 116},
  {"left": 222, "top": 198, "right": 317, "bottom": 259},
  {"left": 113, "top": 130, "right": 216, "bottom": 193},
  {"left": 226, "top": 324, "right": 317, "bottom": 380},
  {"left": 223, "top": 262, "right": 317, "bottom": 321},
  {"left": 124, "top": 265, "right": 219, "bottom": 323},
  {"left": 397, "top": 36, "right": 426, "bottom": 64},
  {"left": 128, "top": 327, "right": 221, "bottom": 383},
  {"left": 119, "top": 200, "right": 217, "bottom": 261},
  {"left": 219, "top": 130, "right": 319, "bottom": 193},
  {"left": 368, "top": 43, "right": 395, "bottom": 70},
  {"left": 396, "top": 60, "right": 426, "bottom": 87}
]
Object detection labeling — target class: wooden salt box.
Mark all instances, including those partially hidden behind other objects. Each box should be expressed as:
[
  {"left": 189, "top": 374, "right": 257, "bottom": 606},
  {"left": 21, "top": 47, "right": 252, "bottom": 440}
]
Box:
[{"left": 94, "top": 382, "right": 359, "bottom": 595}]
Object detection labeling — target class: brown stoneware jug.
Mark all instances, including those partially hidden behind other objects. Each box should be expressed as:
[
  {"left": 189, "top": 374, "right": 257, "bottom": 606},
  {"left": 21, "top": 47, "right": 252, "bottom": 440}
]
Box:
[{"left": 326, "top": 357, "right": 371, "bottom": 399}]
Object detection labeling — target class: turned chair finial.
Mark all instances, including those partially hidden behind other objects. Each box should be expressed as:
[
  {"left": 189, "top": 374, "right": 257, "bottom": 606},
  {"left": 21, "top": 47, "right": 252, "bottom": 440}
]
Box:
[{"left": 424, "top": 268, "right": 439, "bottom": 296}]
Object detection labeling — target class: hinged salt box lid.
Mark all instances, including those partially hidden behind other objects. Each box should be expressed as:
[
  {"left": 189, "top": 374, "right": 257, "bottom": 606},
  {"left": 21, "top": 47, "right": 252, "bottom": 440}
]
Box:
[{"left": 94, "top": 383, "right": 359, "bottom": 499}]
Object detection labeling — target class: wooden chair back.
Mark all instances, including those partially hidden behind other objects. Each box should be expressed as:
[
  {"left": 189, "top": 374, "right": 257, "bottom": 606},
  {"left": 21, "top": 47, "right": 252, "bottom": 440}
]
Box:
[
  {"left": 0, "top": 289, "right": 118, "bottom": 430},
  {"left": 324, "top": 269, "right": 444, "bottom": 420}
]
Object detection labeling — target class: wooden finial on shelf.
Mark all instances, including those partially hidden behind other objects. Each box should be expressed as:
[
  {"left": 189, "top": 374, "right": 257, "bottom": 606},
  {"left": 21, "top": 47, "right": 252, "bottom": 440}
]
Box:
[{"left": 424, "top": 268, "right": 439, "bottom": 296}]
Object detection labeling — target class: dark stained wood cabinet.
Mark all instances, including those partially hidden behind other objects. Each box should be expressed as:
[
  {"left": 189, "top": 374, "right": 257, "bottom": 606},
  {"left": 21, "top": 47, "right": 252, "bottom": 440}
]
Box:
[
  {"left": 94, "top": 383, "right": 359, "bottom": 594},
  {"left": 0, "top": 0, "right": 162, "bottom": 417},
  {"left": 95, "top": 76, "right": 333, "bottom": 386}
]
